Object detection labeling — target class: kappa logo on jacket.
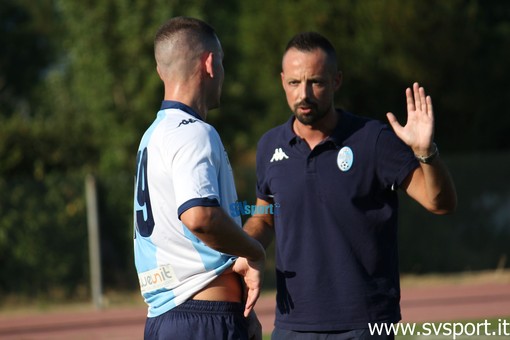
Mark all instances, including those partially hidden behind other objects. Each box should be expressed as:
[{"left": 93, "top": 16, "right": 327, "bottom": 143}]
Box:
[{"left": 270, "top": 148, "right": 289, "bottom": 162}]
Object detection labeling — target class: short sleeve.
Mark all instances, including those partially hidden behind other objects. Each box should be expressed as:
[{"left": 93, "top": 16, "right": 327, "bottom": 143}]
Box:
[
  {"left": 255, "top": 136, "right": 274, "bottom": 202},
  {"left": 171, "top": 126, "right": 221, "bottom": 218},
  {"left": 375, "top": 126, "right": 419, "bottom": 190}
]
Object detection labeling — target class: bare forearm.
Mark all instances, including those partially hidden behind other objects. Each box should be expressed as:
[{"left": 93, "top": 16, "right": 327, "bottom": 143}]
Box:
[
  {"left": 419, "top": 156, "right": 457, "bottom": 214},
  {"left": 243, "top": 215, "right": 274, "bottom": 249},
  {"left": 387, "top": 82, "right": 457, "bottom": 215},
  {"left": 181, "top": 206, "right": 265, "bottom": 261}
]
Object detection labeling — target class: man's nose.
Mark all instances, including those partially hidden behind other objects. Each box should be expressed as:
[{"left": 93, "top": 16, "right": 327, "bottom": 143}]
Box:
[{"left": 298, "top": 83, "right": 312, "bottom": 101}]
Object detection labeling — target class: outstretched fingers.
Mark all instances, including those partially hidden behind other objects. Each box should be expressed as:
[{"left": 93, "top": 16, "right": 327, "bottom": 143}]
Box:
[
  {"left": 426, "top": 94, "right": 434, "bottom": 118},
  {"left": 410, "top": 82, "right": 433, "bottom": 117},
  {"left": 406, "top": 86, "right": 415, "bottom": 113},
  {"left": 388, "top": 82, "right": 436, "bottom": 149}
]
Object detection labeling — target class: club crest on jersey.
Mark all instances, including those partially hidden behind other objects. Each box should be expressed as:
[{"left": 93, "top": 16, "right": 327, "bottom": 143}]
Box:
[{"left": 337, "top": 146, "right": 353, "bottom": 172}]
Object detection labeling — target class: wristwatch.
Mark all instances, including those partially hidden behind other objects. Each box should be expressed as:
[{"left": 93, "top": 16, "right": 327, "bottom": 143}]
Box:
[{"left": 415, "top": 143, "right": 439, "bottom": 164}]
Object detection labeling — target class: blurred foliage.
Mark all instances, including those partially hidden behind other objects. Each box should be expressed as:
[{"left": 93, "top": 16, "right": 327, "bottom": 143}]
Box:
[
  {"left": 398, "top": 151, "right": 510, "bottom": 273},
  {"left": 0, "top": 0, "right": 509, "bottom": 297},
  {"left": 0, "top": 173, "right": 87, "bottom": 295}
]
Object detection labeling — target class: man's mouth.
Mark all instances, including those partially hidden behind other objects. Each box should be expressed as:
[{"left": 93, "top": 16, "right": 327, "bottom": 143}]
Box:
[
  {"left": 297, "top": 102, "right": 313, "bottom": 111},
  {"left": 298, "top": 106, "right": 312, "bottom": 113}
]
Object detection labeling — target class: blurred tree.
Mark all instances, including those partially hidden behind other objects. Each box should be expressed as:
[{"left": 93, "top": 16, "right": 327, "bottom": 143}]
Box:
[
  {"left": 38, "top": 0, "right": 220, "bottom": 289},
  {"left": 0, "top": 0, "right": 57, "bottom": 118},
  {"left": 345, "top": 0, "right": 510, "bottom": 153},
  {"left": 1, "top": 0, "right": 510, "bottom": 298},
  {"left": 0, "top": 0, "right": 224, "bottom": 294},
  {"left": 229, "top": 0, "right": 510, "bottom": 155}
]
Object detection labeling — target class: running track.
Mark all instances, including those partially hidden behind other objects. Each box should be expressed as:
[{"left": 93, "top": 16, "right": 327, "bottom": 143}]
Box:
[{"left": 1, "top": 281, "right": 509, "bottom": 339}]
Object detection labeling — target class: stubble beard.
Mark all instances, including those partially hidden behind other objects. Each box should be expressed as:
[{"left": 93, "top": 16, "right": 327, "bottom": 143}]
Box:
[{"left": 293, "top": 101, "right": 328, "bottom": 126}]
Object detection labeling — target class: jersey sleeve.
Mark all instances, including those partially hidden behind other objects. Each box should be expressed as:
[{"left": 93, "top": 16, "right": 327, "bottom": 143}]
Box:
[
  {"left": 171, "top": 125, "right": 221, "bottom": 218},
  {"left": 255, "top": 135, "right": 274, "bottom": 202},
  {"left": 375, "top": 126, "right": 420, "bottom": 190}
]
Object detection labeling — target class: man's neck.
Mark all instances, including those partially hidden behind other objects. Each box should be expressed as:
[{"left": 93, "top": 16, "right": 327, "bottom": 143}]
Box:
[
  {"left": 293, "top": 109, "right": 339, "bottom": 150},
  {"left": 164, "top": 82, "right": 208, "bottom": 120}
]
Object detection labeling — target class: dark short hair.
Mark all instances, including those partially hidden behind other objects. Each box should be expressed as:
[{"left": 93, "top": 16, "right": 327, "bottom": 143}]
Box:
[
  {"left": 155, "top": 16, "right": 217, "bottom": 48},
  {"left": 284, "top": 32, "right": 337, "bottom": 66}
]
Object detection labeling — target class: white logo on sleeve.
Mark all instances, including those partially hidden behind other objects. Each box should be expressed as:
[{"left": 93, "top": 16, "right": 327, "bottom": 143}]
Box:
[
  {"left": 270, "top": 148, "right": 289, "bottom": 162},
  {"left": 337, "top": 146, "right": 354, "bottom": 171}
]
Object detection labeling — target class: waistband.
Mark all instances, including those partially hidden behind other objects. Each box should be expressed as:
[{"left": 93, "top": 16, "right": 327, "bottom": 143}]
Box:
[{"left": 172, "top": 300, "right": 244, "bottom": 315}]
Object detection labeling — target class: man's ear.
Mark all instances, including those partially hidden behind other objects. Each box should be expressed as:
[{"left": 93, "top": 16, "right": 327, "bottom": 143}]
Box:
[
  {"left": 204, "top": 52, "right": 214, "bottom": 78},
  {"left": 334, "top": 71, "right": 343, "bottom": 90},
  {"left": 156, "top": 65, "right": 164, "bottom": 81}
]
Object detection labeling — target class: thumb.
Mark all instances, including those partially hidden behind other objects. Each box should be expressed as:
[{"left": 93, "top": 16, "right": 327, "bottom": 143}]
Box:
[{"left": 386, "top": 112, "right": 403, "bottom": 134}]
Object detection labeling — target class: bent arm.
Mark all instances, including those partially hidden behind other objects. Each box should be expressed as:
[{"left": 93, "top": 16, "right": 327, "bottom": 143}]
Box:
[
  {"left": 387, "top": 82, "right": 457, "bottom": 214},
  {"left": 180, "top": 205, "right": 265, "bottom": 261},
  {"left": 242, "top": 198, "right": 275, "bottom": 249},
  {"left": 402, "top": 156, "right": 457, "bottom": 214},
  {"left": 182, "top": 205, "right": 266, "bottom": 317}
]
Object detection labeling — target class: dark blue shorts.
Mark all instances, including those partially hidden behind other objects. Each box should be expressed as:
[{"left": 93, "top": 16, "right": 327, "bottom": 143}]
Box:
[
  {"left": 272, "top": 327, "right": 395, "bottom": 340},
  {"left": 144, "top": 300, "right": 248, "bottom": 340}
]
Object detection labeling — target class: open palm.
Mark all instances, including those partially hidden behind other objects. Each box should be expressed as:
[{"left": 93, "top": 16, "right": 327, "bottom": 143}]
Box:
[{"left": 386, "top": 82, "right": 435, "bottom": 155}]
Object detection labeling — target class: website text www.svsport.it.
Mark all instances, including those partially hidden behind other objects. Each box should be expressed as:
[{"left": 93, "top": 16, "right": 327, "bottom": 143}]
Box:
[{"left": 369, "top": 319, "right": 510, "bottom": 339}]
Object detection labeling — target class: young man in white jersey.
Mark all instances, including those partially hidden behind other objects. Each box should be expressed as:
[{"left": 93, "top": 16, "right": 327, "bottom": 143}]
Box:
[{"left": 133, "top": 17, "right": 265, "bottom": 340}]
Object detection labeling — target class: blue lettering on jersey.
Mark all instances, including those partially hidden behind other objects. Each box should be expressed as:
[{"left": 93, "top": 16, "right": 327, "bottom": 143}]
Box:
[{"left": 135, "top": 147, "right": 155, "bottom": 237}]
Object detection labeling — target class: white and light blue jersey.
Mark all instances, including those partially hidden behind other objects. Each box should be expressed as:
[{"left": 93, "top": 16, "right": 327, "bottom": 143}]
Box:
[{"left": 133, "top": 101, "right": 241, "bottom": 317}]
